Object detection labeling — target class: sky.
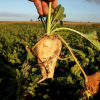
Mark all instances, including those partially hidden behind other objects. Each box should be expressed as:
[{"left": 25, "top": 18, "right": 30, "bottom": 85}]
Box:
[{"left": 0, "top": 0, "right": 100, "bottom": 22}]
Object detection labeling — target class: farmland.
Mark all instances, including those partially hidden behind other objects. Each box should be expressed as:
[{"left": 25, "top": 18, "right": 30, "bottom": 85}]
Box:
[
  {"left": 0, "top": 21, "right": 100, "bottom": 100},
  {"left": 0, "top": 21, "right": 100, "bottom": 25}
]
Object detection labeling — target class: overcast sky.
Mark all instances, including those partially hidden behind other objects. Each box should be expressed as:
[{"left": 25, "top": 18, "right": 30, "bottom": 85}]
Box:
[{"left": 0, "top": 0, "right": 100, "bottom": 22}]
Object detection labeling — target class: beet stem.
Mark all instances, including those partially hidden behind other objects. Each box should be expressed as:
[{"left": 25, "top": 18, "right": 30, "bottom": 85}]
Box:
[{"left": 47, "top": 2, "right": 52, "bottom": 35}]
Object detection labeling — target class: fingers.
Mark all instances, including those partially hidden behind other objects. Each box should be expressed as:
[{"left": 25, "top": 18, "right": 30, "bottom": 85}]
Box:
[
  {"left": 42, "top": 0, "right": 57, "bottom": 15},
  {"left": 42, "top": 0, "right": 49, "bottom": 15},
  {"left": 34, "top": 0, "right": 43, "bottom": 15},
  {"left": 51, "top": 0, "right": 57, "bottom": 9},
  {"left": 31, "top": 0, "right": 57, "bottom": 15},
  {"left": 51, "top": 8, "right": 54, "bottom": 14}
]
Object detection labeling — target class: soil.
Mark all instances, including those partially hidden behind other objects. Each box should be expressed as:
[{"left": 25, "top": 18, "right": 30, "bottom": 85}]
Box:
[
  {"left": 86, "top": 71, "right": 100, "bottom": 95},
  {"left": 80, "top": 71, "right": 100, "bottom": 97},
  {"left": 0, "top": 21, "right": 100, "bottom": 26}
]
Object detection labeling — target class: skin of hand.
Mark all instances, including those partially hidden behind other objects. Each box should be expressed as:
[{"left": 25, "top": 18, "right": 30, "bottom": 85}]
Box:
[{"left": 29, "top": 0, "right": 57, "bottom": 15}]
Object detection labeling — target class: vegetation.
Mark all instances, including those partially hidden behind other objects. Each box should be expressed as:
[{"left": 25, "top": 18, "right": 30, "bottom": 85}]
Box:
[
  {"left": 0, "top": 3, "right": 100, "bottom": 100},
  {"left": 0, "top": 22, "right": 100, "bottom": 100}
]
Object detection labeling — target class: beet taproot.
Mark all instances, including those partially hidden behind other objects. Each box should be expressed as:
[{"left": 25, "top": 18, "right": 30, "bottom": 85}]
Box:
[{"left": 33, "top": 35, "right": 62, "bottom": 82}]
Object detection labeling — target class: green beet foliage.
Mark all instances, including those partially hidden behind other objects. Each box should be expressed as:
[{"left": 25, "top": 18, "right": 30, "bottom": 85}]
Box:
[{"left": 0, "top": 22, "right": 100, "bottom": 100}]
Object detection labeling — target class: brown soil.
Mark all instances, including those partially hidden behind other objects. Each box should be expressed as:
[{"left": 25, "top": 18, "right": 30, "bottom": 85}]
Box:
[
  {"left": 0, "top": 21, "right": 41, "bottom": 25},
  {"left": 80, "top": 71, "right": 100, "bottom": 97},
  {"left": 0, "top": 21, "right": 100, "bottom": 26},
  {"left": 63, "top": 21, "right": 100, "bottom": 26},
  {"left": 86, "top": 71, "right": 100, "bottom": 95}
]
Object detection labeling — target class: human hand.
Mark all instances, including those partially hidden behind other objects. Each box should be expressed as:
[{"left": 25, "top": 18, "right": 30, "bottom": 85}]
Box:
[{"left": 29, "top": 0, "right": 57, "bottom": 15}]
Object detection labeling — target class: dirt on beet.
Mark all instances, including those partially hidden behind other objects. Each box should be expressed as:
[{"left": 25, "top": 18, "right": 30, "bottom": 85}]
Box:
[
  {"left": 34, "top": 35, "right": 62, "bottom": 81},
  {"left": 86, "top": 71, "right": 100, "bottom": 95},
  {"left": 80, "top": 71, "right": 100, "bottom": 97}
]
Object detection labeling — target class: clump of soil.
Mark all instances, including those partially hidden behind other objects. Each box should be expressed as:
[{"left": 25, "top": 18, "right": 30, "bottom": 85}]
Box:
[
  {"left": 86, "top": 71, "right": 100, "bottom": 95},
  {"left": 80, "top": 71, "right": 100, "bottom": 98}
]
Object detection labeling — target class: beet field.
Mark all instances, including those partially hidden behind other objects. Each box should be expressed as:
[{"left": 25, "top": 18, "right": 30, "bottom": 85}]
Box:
[{"left": 0, "top": 22, "right": 100, "bottom": 100}]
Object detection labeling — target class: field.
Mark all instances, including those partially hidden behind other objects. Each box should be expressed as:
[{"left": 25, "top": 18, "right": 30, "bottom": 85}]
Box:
[
  {"left": 0, "top": 21, "right": 100, "bottom": 25},
  {"left": 0, "top": 21, "right": 100, "bottom": 100}
]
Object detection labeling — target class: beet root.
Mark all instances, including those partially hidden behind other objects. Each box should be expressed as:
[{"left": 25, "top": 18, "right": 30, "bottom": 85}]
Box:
[{"left": 35, "top": 35, "right": 62, "bottom": 80}]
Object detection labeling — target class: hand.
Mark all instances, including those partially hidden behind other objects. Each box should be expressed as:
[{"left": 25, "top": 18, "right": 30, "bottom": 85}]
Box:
[{"left": 29, "top": 0, "right": 57, "bottom": 15}]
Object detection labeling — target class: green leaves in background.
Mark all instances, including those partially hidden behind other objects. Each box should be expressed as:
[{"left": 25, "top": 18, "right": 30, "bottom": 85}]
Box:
[
  {"left": 0, "top": 23, "right": 100, "bottom": 100},
  {"left": 31, "top": 75, "right": 41, "bottom": 85},
  {"left": 71, "top": 48, "right": 86, "bottom": 59},
  {"left": 84, "top": 31, "right": 100, "bottom": 50}
]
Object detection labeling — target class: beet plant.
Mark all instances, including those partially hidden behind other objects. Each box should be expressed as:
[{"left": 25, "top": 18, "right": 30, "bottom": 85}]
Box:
[
  {"left": 0, "top": 2, "right": 100, "bottom": 100},
  {"left": 29, "top": 2, "right": 100, "bottom": 99}
]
